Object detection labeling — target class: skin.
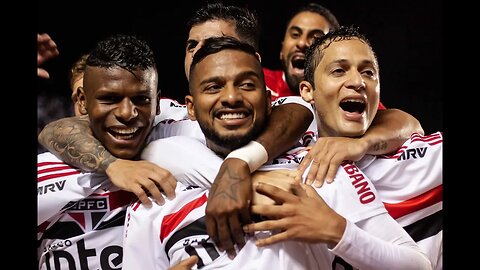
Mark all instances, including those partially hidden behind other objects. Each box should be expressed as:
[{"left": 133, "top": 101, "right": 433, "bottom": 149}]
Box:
[
  {"left": 242, "top": 38, "right": 382, "bottom": 248},
  {"left": 79, "top": 66, "right": 158, "bottom": 159},
  {"left": 185, "top": 20, "right": 239, "bottom": 79},
  {"left": 37, "top": 33, "right": 59, "bottom": 79},
  {"left": 186, "top": 48, "right": 271, "bottom": 258},
  {"left": 300, "top": 39, "right": 380, "bottom": 138},
  {"left": 280, "top": 11, "right": 331, "bottom": 94}
]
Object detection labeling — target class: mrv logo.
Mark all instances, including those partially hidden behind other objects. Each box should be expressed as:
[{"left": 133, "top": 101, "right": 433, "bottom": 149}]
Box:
[{"left": 397, "top": 147, "right": 427, "bottom": 161}]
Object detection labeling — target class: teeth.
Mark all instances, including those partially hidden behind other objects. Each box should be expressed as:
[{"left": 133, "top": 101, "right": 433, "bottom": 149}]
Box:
[
  {"left": 343, "top": 99, "right": 364, "bottom": 103},
  {"left": 110, "top": 127, "right": 139, "bottom": 134},
  {"left": 219, "top": 113, "right": 246, "bottom": 120}
]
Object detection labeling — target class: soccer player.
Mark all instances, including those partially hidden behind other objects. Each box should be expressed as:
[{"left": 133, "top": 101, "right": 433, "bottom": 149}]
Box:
[
  {"left": 245, "top": 26, "right": 443, "bottom": 269},
  {"left": 37, "top": 34, "right": 177, "bottom": 269},
  {"left": 39, "top": 4, "right": 425, "bottom": 254},
  {"left": 122, "top": 36, "right": 432, "bottom": 270}
]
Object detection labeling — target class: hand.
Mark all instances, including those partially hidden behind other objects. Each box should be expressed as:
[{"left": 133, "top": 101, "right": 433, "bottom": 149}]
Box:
[
  {"left": 243, "top": 182, "right": 346, "bottom": 247},
  {"left": 168, "top": 256, "right": 198, "bottom": 270},
  {"left": 37, "top": 33, "right": 59, "bottom": 79},
  {"left": 251, "top": 169, "right": 297, "bottom": 205},
  {"left": 205, "top": 158, "right": 252, "bottom": 259},
  {"left": 106, "top": 159, "right": 177, "bottom": 207},
  {"left": 295, "top": 137, "right": 368, "bottom": 187}
]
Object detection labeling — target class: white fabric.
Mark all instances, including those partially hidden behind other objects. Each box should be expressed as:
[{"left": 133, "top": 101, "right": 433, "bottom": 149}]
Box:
[
  {"left": 124, "top": 136, "right": 432, "bottom": 269},
  {"left": 37, "top": 152, "right": 133, "bottom": 270}
]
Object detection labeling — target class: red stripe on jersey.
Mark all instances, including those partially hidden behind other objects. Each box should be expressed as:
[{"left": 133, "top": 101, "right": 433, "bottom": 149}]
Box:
[
  {"left": 37, "top": 171, "right": 81, "bottom": 182},
  {"left": 38, "top": 165, "right": 78, "bottom": 175},
  {"left": 384, "top": 185, "right": 442, "bottom": 219},
  {"left": 160, "top": 193, "right": 208, "bottom": 242},
  {"left": 38, "top": 220, "right": 50, "bottom": 233},
  {"left": 38, "top": 161, "right": 69, "bottom": 167}
]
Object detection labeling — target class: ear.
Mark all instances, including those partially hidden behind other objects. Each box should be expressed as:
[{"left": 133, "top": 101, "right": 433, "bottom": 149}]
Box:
[
  {"left": 185, "top": 95, "right": 196, "bottom": 120},
  {"left": 255, "top": 52, "right": 262, "bottom": 63},
  {"left": 299, "top": 80, "right": 315, "bottom": 104},
  {"left": 155, "top": 95, "right": 161, "bottom": 116},
  {"left": 76, "top": 87, "right": 88, "bottom": 115},
  {"left": 279, "top": 42, "right": 284, "bottom": 60},
  {"left": 265, "top": 89, "right": 272, "bottom": 114}
]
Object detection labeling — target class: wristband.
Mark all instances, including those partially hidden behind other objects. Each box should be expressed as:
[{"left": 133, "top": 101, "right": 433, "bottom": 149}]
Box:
[{"left": 226, "top": 141, "right": 268, "bottom": 172}]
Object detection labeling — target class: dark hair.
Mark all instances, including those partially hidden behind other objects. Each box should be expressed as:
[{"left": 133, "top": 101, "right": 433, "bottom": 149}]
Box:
[
  {"left": 304, "top": 25, "right": 377, "bottom": 86},
  {"left": 187, "top": 2, "right": 260, "bottom": 50},
  {"left": 287, "top": 2, "right": 340, "bottom": 31},
  {"left": 190, "top": 36, "right": 258, "bottom": 77},
  {"left": 86, "top": 34, "right": 156, "bottom": 72}
]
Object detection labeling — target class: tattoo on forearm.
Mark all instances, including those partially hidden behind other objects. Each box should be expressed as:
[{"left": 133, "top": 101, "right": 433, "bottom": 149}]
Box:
[
  {"left": 371, "top": 140, "right": 388, "bottom": 152},
  {"left": 38, "top": 117, "right": 116, "bottom": 172}
]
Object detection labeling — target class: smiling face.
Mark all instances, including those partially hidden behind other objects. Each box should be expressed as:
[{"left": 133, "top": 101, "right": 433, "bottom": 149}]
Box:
[
  {"left": 280, "top": 11, "right": 332, "bottom": 93},
  {"left": 300, "top": 38, "right": 380, "bottom": 137},
  {"left": 80, "top": 66, "right": 158, "bottom": 159},
  {"left": 186, "top": 48, "right": 271, "bottom": 156},
  {"left": 184, "top": 20, "right": 238, "bottom": 80}
]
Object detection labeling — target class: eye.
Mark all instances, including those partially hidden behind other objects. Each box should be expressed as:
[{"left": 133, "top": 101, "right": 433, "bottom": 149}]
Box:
[
  {"left": 239, "top": 82, "right": 257, "bottom": 90},
  {"left": 361, "top": 69, "right": 376, "bottom": 78},
  {"left": 204, "top": 83, "right": 222, "bottom": 93},
  {"left": 331, "top": 68, "right": 345, "bottom": 76},
  {"left": 98, "top": 95, "right": 121, "bottom": 104},
  {"left": 186, "top": 40, "right": 199, "bottom": 52},
  {"left": 132, "top": 95, "right": 152, "bottom": 105}
]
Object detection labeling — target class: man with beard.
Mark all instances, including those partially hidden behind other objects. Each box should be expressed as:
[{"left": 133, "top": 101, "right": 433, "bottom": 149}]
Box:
[{"left": 122, "top": 36, "right": 432, "bottom": 270}]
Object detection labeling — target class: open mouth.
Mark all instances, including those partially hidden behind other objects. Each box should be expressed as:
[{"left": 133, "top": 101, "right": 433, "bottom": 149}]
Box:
[
  {"left": 291, "top": 56, "right": 305, "bottom": 70},
  {"left": 339, "top": 99, "right": 366, "bottom": 114}
]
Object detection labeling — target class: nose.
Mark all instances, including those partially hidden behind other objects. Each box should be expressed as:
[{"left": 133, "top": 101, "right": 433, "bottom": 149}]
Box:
[
  {"left": 220, "top": 84, "right": 243, "bottom": 106},
  {"left": 296, "top": 35, "right": 309, "bottom": 50},
  {"left": 115, "top": 98, "right": 138, "bottom": 121},
  {"left": 345, "top": 71, "right": 366, "bottom": 91}
]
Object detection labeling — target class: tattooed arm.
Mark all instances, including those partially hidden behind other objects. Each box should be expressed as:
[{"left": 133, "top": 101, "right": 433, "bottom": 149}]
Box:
[
  {"left": 297, "top": 108, "right": 424, "bottom": 186},
  {"left": 38, "top": 115, "right": 176, "bottom": 206}
]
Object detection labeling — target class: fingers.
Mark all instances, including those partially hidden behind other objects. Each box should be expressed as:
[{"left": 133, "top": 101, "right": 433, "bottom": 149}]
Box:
[
  {"left": 254, "top": 182, "right": 296, "bottom": 204},
  {"left": 38, "top": 68, "right": 50, "bottom": 79},
  {"left": 205, "top": 215, "right": 218, "bottom": 249},
  {"left": 152, "top": 169, "right": 177, "bottom": 200},
  {"left": 131, "top": 185, "right": 152, "bottom": 207},
  {"left": 169, "top": 255, "right": 198, "bottom": 270}
]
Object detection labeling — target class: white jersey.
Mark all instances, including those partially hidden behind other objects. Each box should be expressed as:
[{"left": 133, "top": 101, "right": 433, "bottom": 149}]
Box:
[
  {"left": 355, "top": 132, "right": 443, "bottom": 269},
  {"left": 124, "top": 136, "right": 431, "bottom": 270},
  {"left": 37, "top": 152, "right": 136, "bottom": 270}
]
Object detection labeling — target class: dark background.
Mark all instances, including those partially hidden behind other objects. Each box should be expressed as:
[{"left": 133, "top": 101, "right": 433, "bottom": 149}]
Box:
[{"left": 38, "top": 0, "right": 442, "bottom": 134}]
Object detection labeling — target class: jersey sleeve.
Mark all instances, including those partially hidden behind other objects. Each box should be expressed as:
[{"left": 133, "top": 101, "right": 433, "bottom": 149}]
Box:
[
  {"left": 148, "top": 119, "right": 205, "bottom": 143},
  {"left": 331, "top": 216, "right": 432, "bottom": 269},
  {"left": 37, "top": 152, "right": 108, "bottom": 225},
  {"left": 142, "top": 136, "right": 222, "bottom": 188},
  {"left": 271, "top": 95, "right": 314, "bottom": 116}
]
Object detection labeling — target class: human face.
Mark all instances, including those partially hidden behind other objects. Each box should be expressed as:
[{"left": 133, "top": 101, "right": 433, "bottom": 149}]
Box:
[
  {"left": 300, "top": 39, "right": 380, "bottom": 137},
  {"left": 280, "top": 11, "right": 332, "bottom": 93},
  {"left": 80, "top": 66, "right": 158, "bottom": 159},
  {"left": 186, "top": 49, "right": 271, "bottom": 156},
  {"left": 184, "top": 20, "right": 239, "bottom": 80}
]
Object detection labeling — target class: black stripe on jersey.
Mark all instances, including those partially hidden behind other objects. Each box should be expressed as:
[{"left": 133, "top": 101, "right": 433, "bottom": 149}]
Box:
[
  {"left": 165, "top": 216, "right": 208, "bottom": 260},
  {"left": 403, "top": 210, "right": 442, "bottom": 242},
  {"left": 40, "top": 210, "right": 126, "bottom": 240}
]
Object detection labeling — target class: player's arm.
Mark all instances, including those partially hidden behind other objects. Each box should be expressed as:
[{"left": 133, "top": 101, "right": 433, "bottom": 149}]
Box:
[
  {"left": 243, "top": 182, "right": 432, "bottom": 270},
  {"left": 38, "top": 115, "right": 176, "bottom": 206},
  {"left": 297, "top": 108, "right": 424, "bottom": 186},
  {"left": 205, "top": 100, "right": 313, "bottom": 258}
]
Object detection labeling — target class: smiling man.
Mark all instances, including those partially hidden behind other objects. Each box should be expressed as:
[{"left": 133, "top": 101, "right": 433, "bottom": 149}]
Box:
[{"left": 37, "top": 34, "right": 176, "bottom": 270}]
